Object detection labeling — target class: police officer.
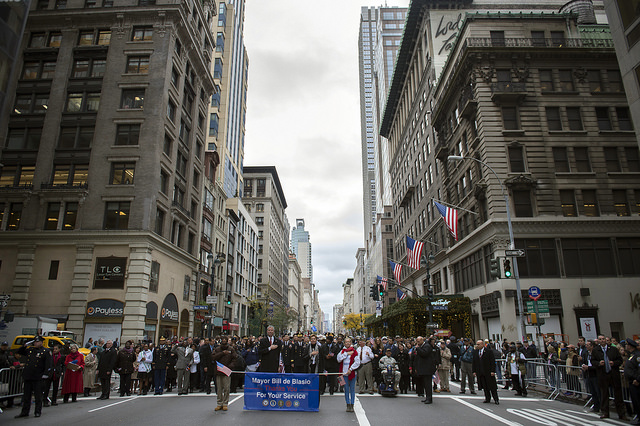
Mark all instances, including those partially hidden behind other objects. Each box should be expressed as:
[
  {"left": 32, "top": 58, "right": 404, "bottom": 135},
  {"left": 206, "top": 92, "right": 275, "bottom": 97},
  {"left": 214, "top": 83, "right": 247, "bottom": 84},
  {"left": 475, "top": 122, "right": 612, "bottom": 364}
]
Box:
[
  {"left": 292, "top": 333, "right": 308, "bottom": 373},
  {"left": 624, "top": 339, "right": 640, "bottom": 426},
  {"left": 15, "top": 336, "right": 52, "bottom": 418},
  {"left": 281, "top": 334, "right": 294, "bottom": 373}
]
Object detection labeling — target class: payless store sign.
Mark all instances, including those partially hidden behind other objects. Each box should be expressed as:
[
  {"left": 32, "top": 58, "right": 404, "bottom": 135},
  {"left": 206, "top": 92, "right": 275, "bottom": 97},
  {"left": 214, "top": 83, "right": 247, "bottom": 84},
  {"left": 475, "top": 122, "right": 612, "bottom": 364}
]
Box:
[{"left": 86, "top": 299, "right": 124, "bottom": 318}]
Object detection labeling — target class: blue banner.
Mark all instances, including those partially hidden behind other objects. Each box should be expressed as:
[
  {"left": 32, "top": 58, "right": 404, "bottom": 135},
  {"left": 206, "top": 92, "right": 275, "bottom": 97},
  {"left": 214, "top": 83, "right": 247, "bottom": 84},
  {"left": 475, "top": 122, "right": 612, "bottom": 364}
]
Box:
[{"left": 244, "top": 372, "right": 320, "bottom": 412}]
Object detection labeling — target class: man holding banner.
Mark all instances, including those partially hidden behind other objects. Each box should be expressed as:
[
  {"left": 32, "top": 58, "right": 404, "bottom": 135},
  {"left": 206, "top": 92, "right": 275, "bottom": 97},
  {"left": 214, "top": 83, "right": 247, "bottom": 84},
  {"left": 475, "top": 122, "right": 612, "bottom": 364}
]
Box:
[{"left": 212, "top": 336, "right": 237, "bottom": 411}]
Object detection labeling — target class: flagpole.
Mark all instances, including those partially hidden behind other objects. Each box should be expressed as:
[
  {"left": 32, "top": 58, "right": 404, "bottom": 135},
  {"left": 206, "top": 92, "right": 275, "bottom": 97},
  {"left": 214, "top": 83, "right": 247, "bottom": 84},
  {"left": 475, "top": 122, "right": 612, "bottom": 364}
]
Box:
[{"left": 432, "top": 198, "right": 478, "bottom": 215}]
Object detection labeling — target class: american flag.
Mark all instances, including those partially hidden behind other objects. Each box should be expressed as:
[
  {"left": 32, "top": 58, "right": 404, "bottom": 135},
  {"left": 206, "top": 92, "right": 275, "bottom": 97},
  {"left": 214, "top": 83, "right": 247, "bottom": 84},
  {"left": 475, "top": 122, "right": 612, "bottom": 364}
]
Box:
[
  {"left": 406, "top": 236, "right": 425, "bottom": 270},
  {"left": 216, "top": 361, "right": 232, "bottom": 376},
  {"left": 376, "top": 275, "right": 388, "bottom": 291},
  {"left": 397, "top": 288, "right": 407, "bottom": 300},
  {"left": 389, "top": 260, "right": 402, "bottom": 284},
  {"left": 434, "top": 200, "right": 458, "bottom": 241}
]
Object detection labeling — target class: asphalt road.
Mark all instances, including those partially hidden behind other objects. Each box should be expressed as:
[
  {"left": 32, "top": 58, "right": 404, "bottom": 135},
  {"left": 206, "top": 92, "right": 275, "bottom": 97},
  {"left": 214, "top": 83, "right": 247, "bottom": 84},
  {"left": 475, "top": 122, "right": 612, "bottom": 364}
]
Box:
[{"left": 1, "top": 380, "right": 631, "bottom": 426}]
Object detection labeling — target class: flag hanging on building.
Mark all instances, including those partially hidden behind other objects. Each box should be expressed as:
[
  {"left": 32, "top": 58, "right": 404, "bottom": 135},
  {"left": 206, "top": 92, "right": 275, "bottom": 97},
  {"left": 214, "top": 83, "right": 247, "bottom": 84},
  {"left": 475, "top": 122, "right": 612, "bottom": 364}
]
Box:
[
  {"left": 389, "top": 260, "right": 402, "bottom": 284},
  {"left": 397, "top": 288, "right": 407, "bottom": 300},
  {"left": 376, "top": 275, "right": 388, "bottom": 291},
  {"left": 406, "top": 236, "right": 425, "bottom": 270},
  {"left": 434, "top": 200, "right": 458, "bottom": 241},
  {"left": 216, "top": 361, "right": 232, "bottom": 377}
]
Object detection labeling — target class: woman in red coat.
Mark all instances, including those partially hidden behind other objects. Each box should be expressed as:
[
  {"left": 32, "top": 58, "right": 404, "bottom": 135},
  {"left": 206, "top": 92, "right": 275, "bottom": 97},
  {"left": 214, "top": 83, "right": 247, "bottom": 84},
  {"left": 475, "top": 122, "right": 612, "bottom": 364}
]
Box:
[{"left": 62, "top": 344, "right": 85, "bottom": 403}]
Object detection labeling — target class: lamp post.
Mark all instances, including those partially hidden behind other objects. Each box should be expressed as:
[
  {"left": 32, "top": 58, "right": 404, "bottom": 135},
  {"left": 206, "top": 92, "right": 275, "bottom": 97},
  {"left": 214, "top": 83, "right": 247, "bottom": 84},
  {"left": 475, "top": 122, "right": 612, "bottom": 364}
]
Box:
[
  {"left": 421, "top": 253, "right": 436, "bottom": 326},
  {"left": 207, "top": 253, "right": 224, "bottom": 339},
  {"left": 447, "top": 155, "right": 525, "bottom": 342}
]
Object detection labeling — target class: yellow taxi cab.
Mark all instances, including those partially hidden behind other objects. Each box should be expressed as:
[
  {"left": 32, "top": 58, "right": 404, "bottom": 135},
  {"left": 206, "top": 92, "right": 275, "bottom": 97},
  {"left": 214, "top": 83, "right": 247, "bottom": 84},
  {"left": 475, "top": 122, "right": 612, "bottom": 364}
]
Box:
[{"left": 10, "top": 335, "right": 90, "bottom": 356}]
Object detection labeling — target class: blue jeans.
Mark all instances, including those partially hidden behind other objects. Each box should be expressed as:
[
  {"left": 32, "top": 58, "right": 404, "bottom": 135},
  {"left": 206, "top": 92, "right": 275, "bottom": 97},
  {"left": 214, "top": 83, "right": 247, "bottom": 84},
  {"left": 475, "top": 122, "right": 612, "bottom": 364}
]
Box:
[
  {"left": 344, "top": 375, "right": 356, "bottom": 405},
  {"left": 154, "top": 369, "right": 166, "bottom": 394}
]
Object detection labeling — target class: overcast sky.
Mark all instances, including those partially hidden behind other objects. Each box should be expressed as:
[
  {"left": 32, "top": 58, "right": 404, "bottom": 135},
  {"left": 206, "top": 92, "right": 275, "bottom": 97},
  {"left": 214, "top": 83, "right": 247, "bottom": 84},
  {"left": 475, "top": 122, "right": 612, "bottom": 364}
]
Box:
[{"left": 243, "top": 0, "right": 409, "bottom": 323}]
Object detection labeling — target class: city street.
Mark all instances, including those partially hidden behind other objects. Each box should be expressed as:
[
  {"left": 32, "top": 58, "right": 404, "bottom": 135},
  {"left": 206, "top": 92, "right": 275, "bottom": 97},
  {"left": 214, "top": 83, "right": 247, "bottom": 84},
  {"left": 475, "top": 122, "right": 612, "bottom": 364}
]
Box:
[{"left": 1, "top": 380, "right": 630, "bottom": 426}]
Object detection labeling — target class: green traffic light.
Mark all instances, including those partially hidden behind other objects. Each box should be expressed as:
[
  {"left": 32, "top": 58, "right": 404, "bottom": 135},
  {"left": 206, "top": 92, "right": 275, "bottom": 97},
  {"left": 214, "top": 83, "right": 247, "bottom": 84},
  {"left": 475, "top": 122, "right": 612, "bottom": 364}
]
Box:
[{"left": 504, "top": 270, "right": 512, "bottom": 278}]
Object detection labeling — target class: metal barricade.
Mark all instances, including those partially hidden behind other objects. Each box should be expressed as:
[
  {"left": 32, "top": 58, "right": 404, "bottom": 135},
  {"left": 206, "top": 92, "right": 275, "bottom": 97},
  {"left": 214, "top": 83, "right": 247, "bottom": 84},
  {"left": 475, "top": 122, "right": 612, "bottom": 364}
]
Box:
[
  {"left": 554, "top": 364, "right": 591, "bottom": 402},
  {"left": 522, "top": 360, "right": 560, "bottom": 399},
  {"left": 0, "top": 367, "right": 23, "bottom": 399}
]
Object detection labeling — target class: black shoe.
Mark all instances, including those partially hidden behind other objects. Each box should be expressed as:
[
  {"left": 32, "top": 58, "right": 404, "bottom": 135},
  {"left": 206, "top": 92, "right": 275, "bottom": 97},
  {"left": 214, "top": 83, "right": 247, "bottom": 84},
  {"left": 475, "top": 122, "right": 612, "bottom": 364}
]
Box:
[
  {"left": 459, "top": 391, "right": 466, "bottom": 394},
  {"left": 97, "top": 396, "right": 104, "bottom": 400},
  {"left": 494, "top": 401, "right": 499, "bottom": 405},
  {"left": 424, "top": 399, "right": 432, "bottom": 404},
  {"left": 206, "top": 390, "right": 211, "bottom": 395},
  {"left": 471, "top": 391, "right": 477, "bottom": 394},
  {"left": 51, "top": 402, "right": 58, "bottom": 406},
  {"left": 421, "top": 399, "right": 428, "bottom": 402},
  {"left": 483, "top": 400, "right": 490, "bottom": 403},
  {"left": 43, "top": 402, "right": 50, "bottom": 407},
  {"left": 35, "top": 413, "right": 41, "bottom": 417},
  {"left": 15, "top": 413, "right": 29, "bottom": 418}
]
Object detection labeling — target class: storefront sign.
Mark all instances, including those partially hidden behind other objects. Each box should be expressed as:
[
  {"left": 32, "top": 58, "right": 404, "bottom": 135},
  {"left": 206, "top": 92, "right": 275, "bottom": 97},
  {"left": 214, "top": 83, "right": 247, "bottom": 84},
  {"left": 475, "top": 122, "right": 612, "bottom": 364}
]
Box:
[
  {"left": 86, "top": 299, "right": 124, "bottom": 318},
  {"left": 432, "top": 299, "right": 451, "bottom": 311},
  {"left": 160, "top": 294, "right": 179, "bottom": 322},
  {"left": 84, "top": 323, "right": 122, "bottom": 343},
  {"left": 94, "top": 257, "right": 127, "bottom": 289}
]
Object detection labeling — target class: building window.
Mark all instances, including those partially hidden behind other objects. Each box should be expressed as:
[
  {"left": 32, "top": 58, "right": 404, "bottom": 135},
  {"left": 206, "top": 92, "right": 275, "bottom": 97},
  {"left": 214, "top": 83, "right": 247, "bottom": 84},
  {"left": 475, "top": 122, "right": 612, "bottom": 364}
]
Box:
[
  {"left": 255, "top": 217, "right": 264, "bottom": 225},
  {"left": 45, "top": 202, "right": 60, "bottom": 230},
  {"left": 13, "top": 93, "right": 49, "bottom": 114},
  {"left": 71, "top": 58, "right": 106, "bottom": 78},
  {"left": 167, "top": 99, "right": 176, "bottom": 122},
  {"left": 8, "top": 203, "right": 23, "bottom": 230},
  {"left": 607, "top": 70, "right": 623, "bottom": 92},
  {"left": 183, "top": 275, "right": 190, "bottom": 301},
  {"left": 508, "top": 145, "right": 525, "bottom": 173},
  {"left": 21, "top": 61, "right": 56, "bottom": 80},
  {"left": 48, "top": 261, "right": 59, "bottom": 280},
  {"left": 5, "top": 128, "right": 42, "bottom": 150},
  {"left": 595, "top": 107, "right": 612, "bottom": 130},
  {"left": 613, "top": 189, "right": 630, "bottom": 216},
  {"left": 155, "top": 208, "right": 165, "bottom": 236},
  {"left": 132, "top": 26, "right": 153, "bottom": 41},
  {"left": 553, "top": 147, "right": 570, "bottom": 172},
  {"left": 514, "top": 239, "right": 560, "bottom": 278},
  {"left": 574, "top": 147, "right": 591, "bottom": 172},
  {"left": 546, "top": 107, "right": 562, "bottom": 131},
  {"left": 176, "top": 151, "right": 187, "bottom": 177},
  {"left": 104, "top": 201, "right": 130, "bottom": 229},
  {"left": 150, "top": 261, "right": 160, "bottom": 292},
  {"left": 502, "top": 107, "right": 519, "bottom": 130},
  {"left": 160, "top": 170, "right": 168, "bottom": 194},
  {"left": 58, "top": 126, "right": 94, "bottom": 148},
  {"left": 256, "top": 203, "right": 264, "bottom": 212},
  {"left": 562, "top": 238, "right": 615, "bottom": 277},
  {"left": 51, "top": 164, "right": 88, "bottom": 187},
  {"left": 55, "top": 0, "right": 66, "bottom": 9},
  {"left": 604, "top": 147, "right": 621, "bottom": 172},
  {"left": 626, "top": 147, "right": 640, "bottom": 172},
  {"left": 582, "top": 189, "right": 599, "bottom": 217},
  {"left": 115, "top": 124, "right": 140, "bottom": 145},
  {"left": 539, "top": 69, "right": 554, "bottom": 91},
  {"left": 512, "top": 190, "right": 533, "bottom": 217},
  {"left": 560, "top": 190, "right": 577, "bottom": 217},
  {"left": 617, "top": 238, "right": 640, "bottom": 276},
  {"left": 120, "top": 89, "right": 145, "bottom": 109},
  {"left": 126, "top": 56, "right": 150, "bottom": 74},
  {"left": 558, "top": 69, "right": 574, "bottom": 91},
  {"left": 110, "top": 162, "right": 135, "bottom": 185},
  {"left": 65, "top": 92, "right": 100, "bottom": 112},
  {"left": 78, "top": 29, "right": 110, "bottom": 45},
  {"left": 566, "top": 107, "right": 583, "bottom": 130},
  {"left": 490, "top": 31, "right": 505, "bottom": 47},
  {"left": 587, "top": 70, "right": 602, "bottom": 92},
  {"left": 63, "top": 202, "right": 78, "bottom": 229},
  {"left": 616, "top": 107, "right": 634, "bottom": 131}
]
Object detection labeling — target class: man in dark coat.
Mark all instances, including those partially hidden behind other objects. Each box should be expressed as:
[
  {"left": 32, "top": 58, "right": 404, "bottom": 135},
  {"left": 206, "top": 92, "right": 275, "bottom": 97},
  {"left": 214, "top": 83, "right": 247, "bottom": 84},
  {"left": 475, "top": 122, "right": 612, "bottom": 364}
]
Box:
[
  {"left": 211, "top": 336, "right": 237, "bottom": 411},
  {"left": 15, "top": 336, "right": 52, "bottom": 418},
  {"left": 281, "top": 334, "right": 294, "bottom": 373},
  {"left": 199, "top": 337, "right": 216, "bottom": 394},
  {"left": 152, "top": 336, "right": 171, "bottom": 395},
  {"left": 303, "top": 334, "right": 324, "bottom": 375},
  {"left": 292, "top": 333, "right": 308, "bottom": 373},
  {"left": 96, "top": 339, "right": 117, "bottom": 400},
  {"left": 473, "top": 339, "right": 499, "bottom": 404},
  {"left": 115, "top": 340, "right": 136, "bottom": 397},
  {"left": 448, "top": 337, "right": 461, "bottom": 382},
  {"left": 43, "top": 344, "right": 65, "bottom": 406},
  {"left": 624, "top": 339, "right": 640, "bottom": 425},
  {"left": 415, "top": 336, "right": 438, "bottom": 404},
  {"left": 320, "top": 334, "right": 340, "bottom": 395},
  {"left": 258, "top": 326, "right": 282, "bottom": 373},
  {"left": 592, "top": 334, "right": 627, "bottom": 420}
]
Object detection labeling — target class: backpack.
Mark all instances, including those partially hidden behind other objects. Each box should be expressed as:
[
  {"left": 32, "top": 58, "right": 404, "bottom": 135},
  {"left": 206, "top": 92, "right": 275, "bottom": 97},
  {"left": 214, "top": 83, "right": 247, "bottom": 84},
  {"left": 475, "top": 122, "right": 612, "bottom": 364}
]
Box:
[{"left": 461, "top": 346, "right": 474, "bottom": 363}]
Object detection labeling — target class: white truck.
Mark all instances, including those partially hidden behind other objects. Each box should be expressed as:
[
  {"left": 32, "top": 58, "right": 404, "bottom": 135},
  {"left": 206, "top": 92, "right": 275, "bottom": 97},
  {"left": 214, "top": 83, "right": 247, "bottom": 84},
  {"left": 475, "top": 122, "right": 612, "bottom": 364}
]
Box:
[{"left": 0, "top": 316, "right": 59, "bottom": 343}]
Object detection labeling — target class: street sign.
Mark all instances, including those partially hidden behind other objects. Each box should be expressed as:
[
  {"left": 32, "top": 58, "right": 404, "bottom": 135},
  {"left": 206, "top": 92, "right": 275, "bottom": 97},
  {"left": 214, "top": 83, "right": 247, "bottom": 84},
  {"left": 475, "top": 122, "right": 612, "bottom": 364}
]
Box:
[
  {"left": 193, "top": 305, "right": 208, "bottom": 311},
  {"left": 0, "top": 295, "right": 10, "bottom": 300},
  {"left": 426, "top": 322, "right": 439, "bottom": 328},
  {"left": 528, "top": 286, "right": 541, "bottom": 301},
  {"left": 538, "top": 313, "right": 550, "bottom": 318},
  {"left": 269, "top": 301, "right": 274, "bottom": 306},
  {"left": 526, "top": 300, "right": 549, "bottom": 313},
  {"left": 205, "top": 296, "right": 217, "bottom": 304},
  {"left": 506, "top": 249, "right": 525, "bottom": 257}
]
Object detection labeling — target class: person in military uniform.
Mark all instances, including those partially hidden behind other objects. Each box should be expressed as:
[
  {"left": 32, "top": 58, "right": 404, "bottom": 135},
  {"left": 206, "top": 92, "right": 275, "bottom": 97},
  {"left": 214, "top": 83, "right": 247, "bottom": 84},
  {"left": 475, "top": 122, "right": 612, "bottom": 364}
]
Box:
[
  {"left": 292, "top": 333, "right": 308, "bottom": 373},
  {"left": 152, "top": 337, "right": 171, "bottom": 395},
  {"left": 624, "top": 339, "right": 640, "bottom": 426},
  {"left": 15, "top": 336, "right": 52, "bottom": 418},
  {"left": 320, "top": 333, "right": 340, "bottom": 395},
  {"left": 281, "top": 334, "right": 294, "bottom": 373}
]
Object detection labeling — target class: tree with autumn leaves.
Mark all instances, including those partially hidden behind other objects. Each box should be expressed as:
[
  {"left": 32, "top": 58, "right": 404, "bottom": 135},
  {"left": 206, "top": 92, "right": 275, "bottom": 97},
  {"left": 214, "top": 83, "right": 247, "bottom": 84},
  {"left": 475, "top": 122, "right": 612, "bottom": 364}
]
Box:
[{"left": 342, "top": 313, "right": 373, "bottom": 335}]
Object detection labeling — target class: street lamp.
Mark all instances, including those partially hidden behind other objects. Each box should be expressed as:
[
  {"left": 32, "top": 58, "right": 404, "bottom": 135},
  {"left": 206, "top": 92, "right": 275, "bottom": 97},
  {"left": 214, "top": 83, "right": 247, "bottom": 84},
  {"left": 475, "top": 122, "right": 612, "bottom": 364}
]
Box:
[
  {"left": 207, "top": 253, "right": 225, "bottom": 338},
  {"left": 447, "top": 155, "right": 525, "bottom": 342},
  {"left": 421, "top": 253, "right": 436, "bottom": 326}
]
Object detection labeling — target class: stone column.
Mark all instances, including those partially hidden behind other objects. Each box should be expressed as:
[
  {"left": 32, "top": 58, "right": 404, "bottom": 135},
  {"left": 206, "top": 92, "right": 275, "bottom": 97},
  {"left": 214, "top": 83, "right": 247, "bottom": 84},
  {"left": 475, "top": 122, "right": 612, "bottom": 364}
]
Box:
[
  {"left": 66, "top": 244, "right": 95, "bottom": 340},
  {"left": 8, "top": 244, "right": 36, "bottom": 315},
  {"left": 121, "top": 243, "right": 152, "bottom": 343}
]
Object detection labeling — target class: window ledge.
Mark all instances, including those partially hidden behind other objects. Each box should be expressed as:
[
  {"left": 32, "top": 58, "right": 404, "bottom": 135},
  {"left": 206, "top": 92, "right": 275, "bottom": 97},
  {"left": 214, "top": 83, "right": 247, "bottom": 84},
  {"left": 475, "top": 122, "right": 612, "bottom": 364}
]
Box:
[
  {"left": 599, "top": 130, "right": 636, "bottom": 135},
  {"left": 607, "top": 172, "right": 640, "bottom": 176},
  {"left": 554, "top": 172, "right": 596, "bottom": 177},
  {"left": 590, "top": 91, "right": 625, "bottom": 96},
  {"left": 111, "top": 144, "right": 140, "bottom": 148},
  {"left": 116, "top": 108, "right": 144, "bottom": 112},
  {"left": 548, "top": 130, "right": 588, "bottom": 135},
  {"left": 502, "top": 130, "right": 525, "bottom": 136},
  {"left": 105, "top": 184, "right": 135, "bottom": 188}
]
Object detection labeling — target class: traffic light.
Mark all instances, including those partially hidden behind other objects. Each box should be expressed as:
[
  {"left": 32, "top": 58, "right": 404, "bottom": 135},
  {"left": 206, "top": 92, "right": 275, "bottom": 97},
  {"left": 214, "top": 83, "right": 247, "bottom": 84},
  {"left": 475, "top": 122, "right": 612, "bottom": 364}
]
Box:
[
  {"left": 369, "top": 285, "right": 377, "bottom": 300},
  {"left": 530, "top": 313, "right": 537, "bottom": 324},
  {"left": 310, "top": 318, "right": 313, "bottom": 324},
  {"left": 427, "top": 287, "right": 434, "bottom": 300},
  {"left": 343, "top": 319, "right": 347, "bottom": 326},
  {"left": 378, "top": 284, "right": 384, "bottom": 298},
  {"left": 490, "top": 258, "right": 500, "bottom": 279},
  {"left": 503, "top": 259, "right": 512, "bottom": 278},
  {"left": 226, "top": 294, "right": 231, "bottom": 305}
]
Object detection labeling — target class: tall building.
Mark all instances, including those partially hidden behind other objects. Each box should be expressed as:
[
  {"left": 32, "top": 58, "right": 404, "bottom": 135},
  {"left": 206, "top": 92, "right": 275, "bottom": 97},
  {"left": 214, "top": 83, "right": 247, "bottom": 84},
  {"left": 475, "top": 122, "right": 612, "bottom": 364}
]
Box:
[
  {"left": 290, "top": 218, "right": 312, "bottom": 280},
  {"left": 359, "top": 6, "right": 407, "bottom": 313},
  {"left": 602, "top": 0, "right": 640, "bottom": 147},
  {"left": 207, "top": 0, "right": 248, "bottom": 200},
  {"left": 287, "top": 252, "right": 302, "bottom": 331},
  {"left": 0, "top": 0, "right": 218, "bottom": 343},
  {"left": 242, "top": 166, "right": 289, "bottom": 307},
  {"left": 379, "top": 0, "right": 639, "bottom": 343}
]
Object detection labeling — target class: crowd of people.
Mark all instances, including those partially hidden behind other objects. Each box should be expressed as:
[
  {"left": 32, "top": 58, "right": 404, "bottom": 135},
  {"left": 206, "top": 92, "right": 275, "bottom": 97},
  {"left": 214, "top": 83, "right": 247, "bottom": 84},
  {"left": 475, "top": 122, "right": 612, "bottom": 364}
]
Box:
[{"left": 1, "top": 329, "right": 638, "bottom": 423}]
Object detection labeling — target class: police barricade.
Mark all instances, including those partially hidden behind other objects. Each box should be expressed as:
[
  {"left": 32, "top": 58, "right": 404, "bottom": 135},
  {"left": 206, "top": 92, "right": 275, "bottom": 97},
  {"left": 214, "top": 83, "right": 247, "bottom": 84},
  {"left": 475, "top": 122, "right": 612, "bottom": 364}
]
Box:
[
  {"left": 244, "top": 372, "right": 320, "bottom": 412},
  {"left": 0, "top": 367, "right": 24, "bottom": 413},
  {"left": 554, "top": 364, "right": 590, "bottom": 402},
  {"left": 522, "top": 360, "right": 560, "bottom": 399}
]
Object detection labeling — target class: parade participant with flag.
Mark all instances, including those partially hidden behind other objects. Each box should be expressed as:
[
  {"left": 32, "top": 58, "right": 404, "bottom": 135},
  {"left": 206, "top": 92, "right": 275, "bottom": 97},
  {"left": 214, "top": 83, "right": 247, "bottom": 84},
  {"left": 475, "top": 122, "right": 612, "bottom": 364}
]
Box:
[{"left": 211, "top": 336, "right": 237, "bottom": 412}]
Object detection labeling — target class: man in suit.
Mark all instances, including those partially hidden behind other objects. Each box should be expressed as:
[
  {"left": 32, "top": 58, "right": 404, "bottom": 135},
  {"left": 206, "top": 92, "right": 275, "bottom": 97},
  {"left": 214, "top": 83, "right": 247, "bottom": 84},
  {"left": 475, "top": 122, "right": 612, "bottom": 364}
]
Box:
[
  {"left": 321, "top": 334, "right": 340, "bottom": 395},
  {"left": 592, "top": 334, "right": 627, "bottom": 420},
  {"left": 581, "top": 339, "right": 601, "bottom": 413},
  {"left": 199, "top": 337, "right": 216, "bottom": 394},
  {"left": 258, "top": 326, "right": 282, "bottom": 373},
  {"left": 171, "top": 340, "right": 193, "bottom": 395},
  {"left": 415, "top": 336, "right": 438, "bottom": 404},
  {"left": 473, "top": 339, "right": 499, "bottom": 404},
  {"left": 96, "top": 339, "right": 117, "bottom": 400}
]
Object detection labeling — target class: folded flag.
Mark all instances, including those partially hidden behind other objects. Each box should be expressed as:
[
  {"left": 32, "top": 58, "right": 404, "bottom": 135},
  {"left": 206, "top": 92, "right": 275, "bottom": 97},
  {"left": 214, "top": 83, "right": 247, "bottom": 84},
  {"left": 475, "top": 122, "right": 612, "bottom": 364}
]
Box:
[
  {"left": 406, "top": 236, "right": 424, "bottom": 269},
  {"left": 389, "top": 260, "right": 402, "bottom": 284},
  {"left": 397, "top": 288, "right": 407, "bottom": 300},
  {"left": 216, "top": 361, "right": 232, "bottom": 377},
  {"left": 434, "top": 200, "right": 458, "bottom": 241}
]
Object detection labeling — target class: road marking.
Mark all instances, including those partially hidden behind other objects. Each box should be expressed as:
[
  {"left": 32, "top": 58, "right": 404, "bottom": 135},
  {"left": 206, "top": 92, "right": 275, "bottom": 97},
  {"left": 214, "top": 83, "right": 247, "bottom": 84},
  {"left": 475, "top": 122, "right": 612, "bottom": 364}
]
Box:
[
  {"left": 451, "top": 397, "right": 523, "bottom": 426},
  {"left": 228, "top": 394, "right": 243, "bottom": 405},
  {"left": 88, "top": 396, "right": 139, "bottom": 412},
  {"left": 534, "top": 408, "right": 612, "bottom": 425},
  {"left": 354, "top": 396, "right": 371, "bottom": 426},
  {"left": 507, "top": 408, "right": 559, "bottom": 425}
]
